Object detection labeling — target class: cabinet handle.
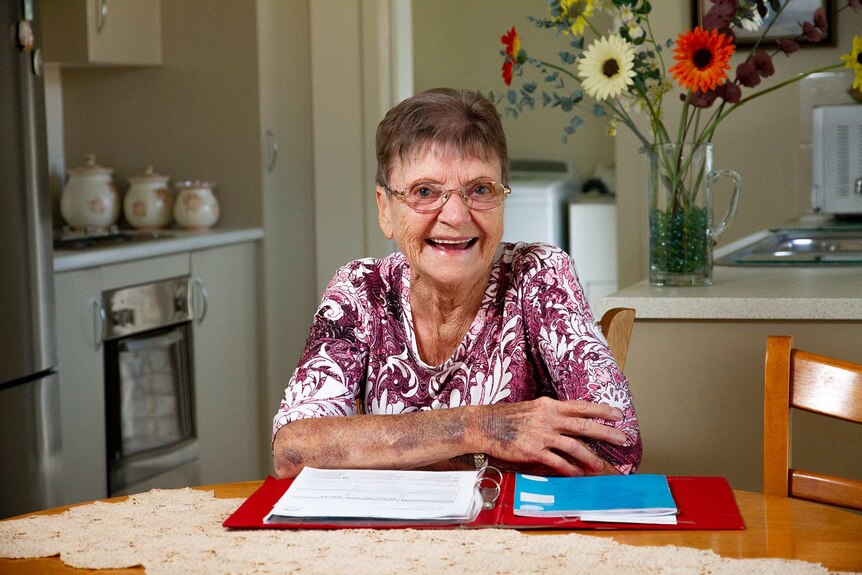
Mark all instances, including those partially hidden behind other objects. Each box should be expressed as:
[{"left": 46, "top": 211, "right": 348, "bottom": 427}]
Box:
[
  {"left": 191, "top": 277, "right": 209, "bottom": 325},
  {"left": 91, "top": 297, "right": 106, "bottom": 350},
  {"left": 95, "top": 0, "right": 108, "bottom": 33},
  {"left": 266, "top": 130, "right": 279, "bottom": 172}
]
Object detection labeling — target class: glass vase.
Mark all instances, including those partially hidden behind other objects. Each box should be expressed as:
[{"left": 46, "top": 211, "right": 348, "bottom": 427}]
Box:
[{"left": 646, "top": 143, "right": 741, "bottom": 286}]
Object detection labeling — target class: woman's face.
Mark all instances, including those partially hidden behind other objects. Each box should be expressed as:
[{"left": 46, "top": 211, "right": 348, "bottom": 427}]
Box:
[{"left": 377, "top": 147, "right": 505, "bottom": 292}]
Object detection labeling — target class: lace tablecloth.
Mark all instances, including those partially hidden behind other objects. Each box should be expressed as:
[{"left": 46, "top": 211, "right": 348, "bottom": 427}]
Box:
[{"left": 0, "top": 488, "right": 850, "bottom": 575}]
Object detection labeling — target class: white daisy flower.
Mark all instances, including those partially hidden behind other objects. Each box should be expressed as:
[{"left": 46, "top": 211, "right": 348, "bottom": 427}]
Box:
[{"left": 577, "top": 35, "right": 637, "bottom": 101}]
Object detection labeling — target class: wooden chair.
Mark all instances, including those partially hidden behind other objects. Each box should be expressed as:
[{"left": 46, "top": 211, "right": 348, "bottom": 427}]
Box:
[
  {"left": 598, "top": 307, "right": 636, "bottom": 372},
  {"left": 763, "top": 335, "right": 862, "bottom": 511}
]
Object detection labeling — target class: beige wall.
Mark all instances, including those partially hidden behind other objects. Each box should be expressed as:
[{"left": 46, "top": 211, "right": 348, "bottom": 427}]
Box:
[
  {"left": 625, "top": 320, "right": 862, "bottom": 492},
  {"left": 412, "top": 0, "right": 615, "bottom": 186}
]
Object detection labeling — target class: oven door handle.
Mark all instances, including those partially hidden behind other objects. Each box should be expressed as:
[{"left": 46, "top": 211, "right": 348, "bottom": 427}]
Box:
[
  {"left": 91, "top": 297, "right": 107, "bottom": 350},
  {"left": 190, "top": 277, "right": 208, "bottom": 325}
]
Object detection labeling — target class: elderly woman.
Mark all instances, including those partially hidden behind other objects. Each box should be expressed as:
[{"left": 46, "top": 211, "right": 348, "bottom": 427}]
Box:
[{"left": 273, "top": 88, "right": 641, "bottom": 478}]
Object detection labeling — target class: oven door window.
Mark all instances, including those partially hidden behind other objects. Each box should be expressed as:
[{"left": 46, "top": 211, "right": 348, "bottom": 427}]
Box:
[{"left": 115, "top": 325, "right": 194, "bottom": 457}]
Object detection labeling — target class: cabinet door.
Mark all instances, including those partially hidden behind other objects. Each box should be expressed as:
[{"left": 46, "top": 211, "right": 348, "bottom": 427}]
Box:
[
  {"left": 41, "top": 0, "right": 162, "bottom": 66},
  {"left": 190, "top": 242, "right": 263, "bottom": 483},
  {"left": 54, "top": 267, "right": 106, "bottom": 505}
]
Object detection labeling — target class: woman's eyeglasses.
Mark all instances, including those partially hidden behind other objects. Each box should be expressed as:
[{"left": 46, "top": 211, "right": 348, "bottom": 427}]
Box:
[{"left": 383, "top": 180, "right": 511, "bottom": 213}]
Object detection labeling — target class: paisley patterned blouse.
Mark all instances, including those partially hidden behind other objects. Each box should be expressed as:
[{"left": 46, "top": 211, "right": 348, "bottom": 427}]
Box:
[{"left": 273, "top": 242, "right": 642, "bottom": 473}]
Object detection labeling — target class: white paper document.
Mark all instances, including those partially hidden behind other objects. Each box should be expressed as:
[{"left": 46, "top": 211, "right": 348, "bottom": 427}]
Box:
[{"left": 265, "top": 467, "right": 483, "bottom": 524}]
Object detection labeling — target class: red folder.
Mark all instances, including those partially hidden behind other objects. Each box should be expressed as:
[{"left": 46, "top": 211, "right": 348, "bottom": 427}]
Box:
[{"left": 223, "top": 474, "right": 744, "bottom": 531}]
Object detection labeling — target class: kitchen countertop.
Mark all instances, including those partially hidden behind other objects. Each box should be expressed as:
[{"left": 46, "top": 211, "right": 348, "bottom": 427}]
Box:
[
  {"left": 54, "top": 227, "right": 264, "bottom": 273},
  {"left": 596, "top": 264, "right": 862, "bottom": 321},
  {"left": 596, "top": 222, "right": 862, "bottom": 321}
]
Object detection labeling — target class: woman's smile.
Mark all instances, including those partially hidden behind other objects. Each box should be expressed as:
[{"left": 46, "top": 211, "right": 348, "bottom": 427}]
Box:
[{"left": 425, "top": 237, "right": 479, "bottom": 251}]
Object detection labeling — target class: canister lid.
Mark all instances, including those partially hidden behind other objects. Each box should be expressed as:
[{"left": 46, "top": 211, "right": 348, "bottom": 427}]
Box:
[
  {"left": 128, "top": 165, "right": 169, "bottom": 184},
  {"left": 67, "top": 154, "right": 113, "bottom": 176}
]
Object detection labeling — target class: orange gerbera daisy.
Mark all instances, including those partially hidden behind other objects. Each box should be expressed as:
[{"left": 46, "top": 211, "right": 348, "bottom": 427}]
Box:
[{"left": 669, "top": 27, "right": 735, "bottom": 93}]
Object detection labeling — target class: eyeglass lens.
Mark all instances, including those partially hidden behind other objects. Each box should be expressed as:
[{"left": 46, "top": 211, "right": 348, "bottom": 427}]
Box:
[{"left": 405, "top": 181, "right": 505, "bottom": 211}]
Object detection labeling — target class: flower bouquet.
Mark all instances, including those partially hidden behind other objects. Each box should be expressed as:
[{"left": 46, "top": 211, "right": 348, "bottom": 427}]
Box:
[{"left": 497, "top": 0, "right": 861, "bottom": 286}]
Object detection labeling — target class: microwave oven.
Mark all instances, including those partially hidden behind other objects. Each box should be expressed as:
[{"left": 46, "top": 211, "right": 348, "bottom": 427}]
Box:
[{"left": 811, "top": 104, "right": 862, "bottom": 215}]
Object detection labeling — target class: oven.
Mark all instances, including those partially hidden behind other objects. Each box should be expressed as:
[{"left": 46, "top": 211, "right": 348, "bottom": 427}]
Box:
[{"left": 102, "top": 276, "right": 200, "bottom": 496}]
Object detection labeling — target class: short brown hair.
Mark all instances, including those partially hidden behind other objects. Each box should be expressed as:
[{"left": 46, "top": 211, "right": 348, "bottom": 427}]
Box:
[{"left": 375, "top": 88, "right": 509, "bottom": 187}]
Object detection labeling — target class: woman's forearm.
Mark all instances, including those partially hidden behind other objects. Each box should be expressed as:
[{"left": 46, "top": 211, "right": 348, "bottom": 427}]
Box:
[
  {"left": 272, "top": 407, "right": 484, "bottom": 478},
  {"left": 272, "top": 397, "right": 627, "bottom": 478}
]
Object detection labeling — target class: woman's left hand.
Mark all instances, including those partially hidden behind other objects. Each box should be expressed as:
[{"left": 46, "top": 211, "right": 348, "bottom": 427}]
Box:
[{"left": 473, "top": 396, "right": 629, "bottom": 476}]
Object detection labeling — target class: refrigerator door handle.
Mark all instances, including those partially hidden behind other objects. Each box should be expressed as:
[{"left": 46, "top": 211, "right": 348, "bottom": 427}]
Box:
[{"left": 91, "top": 297, "right": 107, "bottom": 350}]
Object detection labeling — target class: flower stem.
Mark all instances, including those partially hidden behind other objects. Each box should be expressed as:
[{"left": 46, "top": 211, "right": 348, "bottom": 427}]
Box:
[{"left": 698, "top": 62, "right": 844, "bottom": 143}]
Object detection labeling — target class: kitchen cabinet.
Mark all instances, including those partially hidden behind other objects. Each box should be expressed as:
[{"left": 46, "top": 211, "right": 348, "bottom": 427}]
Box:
[
  {"left": 190, "top": 241, "right": 263, "bottom": 484},
  {"left": 41, "top": 0, "right": 162, "bottom": 66},
  {"left": 53, "top": 266, "right": 102, "bottom": 505}
]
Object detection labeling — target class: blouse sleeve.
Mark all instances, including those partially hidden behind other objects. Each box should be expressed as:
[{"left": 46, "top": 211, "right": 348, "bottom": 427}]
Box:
[
  {"left": 272, "top": 261, "right": 372, "bottom": 440},
  {"left": 518, "top": 244, "right": 642, "bottom": 474}
]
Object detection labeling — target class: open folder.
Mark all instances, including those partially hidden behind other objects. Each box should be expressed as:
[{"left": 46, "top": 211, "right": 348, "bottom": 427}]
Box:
[{"left": 224, "top": 471, "right": 744, "bottom": 531}]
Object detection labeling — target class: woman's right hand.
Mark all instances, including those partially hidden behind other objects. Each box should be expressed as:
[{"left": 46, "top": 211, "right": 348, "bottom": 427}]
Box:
[{"left": 476, "top": 397, "right": 628, "bottom": 476}]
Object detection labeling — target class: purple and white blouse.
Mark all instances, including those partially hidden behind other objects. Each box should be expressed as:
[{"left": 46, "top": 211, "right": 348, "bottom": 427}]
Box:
[{"left": 273, "top": 242, "right": 642, "bottom": 473}]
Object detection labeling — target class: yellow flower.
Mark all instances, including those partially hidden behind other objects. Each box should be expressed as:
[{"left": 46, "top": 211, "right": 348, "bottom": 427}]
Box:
[
  {"left": 577, "top": 35, "right": 637, "bottom": 101},
  {"left": 841, "top": 35, "right": 862, "bottom": 91},
  {"left": 556, "top": 0, "right": 595, "bottom": 36}
]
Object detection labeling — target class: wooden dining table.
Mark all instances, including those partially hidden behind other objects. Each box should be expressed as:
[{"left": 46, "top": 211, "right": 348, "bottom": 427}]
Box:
[{"left": 2, "top": 480, "right": 861, "bottom": 574}]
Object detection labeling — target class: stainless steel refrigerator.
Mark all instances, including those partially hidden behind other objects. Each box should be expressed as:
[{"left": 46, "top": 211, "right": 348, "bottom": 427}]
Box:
[{"left": 0, "top": 0, "right": 62, "bottom": 519}]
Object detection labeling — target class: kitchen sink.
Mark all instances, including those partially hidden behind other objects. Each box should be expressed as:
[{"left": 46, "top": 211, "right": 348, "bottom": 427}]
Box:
[{"left": 715, "top": 227, "right": 862, "bottom": 266}]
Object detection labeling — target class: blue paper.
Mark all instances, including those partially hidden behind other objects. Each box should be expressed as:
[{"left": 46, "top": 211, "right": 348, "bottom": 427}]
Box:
[{"left": 514, "top": 474, "right": 677, "bottom": 519}]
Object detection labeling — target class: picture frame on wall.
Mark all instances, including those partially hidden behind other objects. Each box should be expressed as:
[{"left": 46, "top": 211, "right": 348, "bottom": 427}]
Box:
[{"left": 691, "top": 1, "right": 836, "bottom": 48}]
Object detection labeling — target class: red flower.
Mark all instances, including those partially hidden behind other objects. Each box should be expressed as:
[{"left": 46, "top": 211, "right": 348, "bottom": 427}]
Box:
[
  {"left": 669, "top": 27, "right": 736, "bottom": 93},
  {"left": 502, "top": 26, "right": 521, "bottom": 58},
  {"left": 715, "top": 81, "right": 741, "bottom": 104},
  {"left": 776, "top": 38, "right": 800, "bottom": 55},
  {"left": 501, "top": 26, "right": 525, "bottom": 86},
  {"left": 502, "top": 60, "right": 514, "bottom": 86},
  {"left": 813, "top": 7, "right": 829, "bottom": 34},
  {"left": 702, "top": 0, "right": 736, "bottom": 32}
]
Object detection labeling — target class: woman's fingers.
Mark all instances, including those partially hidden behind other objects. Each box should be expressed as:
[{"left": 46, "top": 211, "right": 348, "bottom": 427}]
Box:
[
  {"left": 560, "top": 398, "right": 623, "bottom": 422},
  {"left": 557, "top": 414, "right": 628, "bottom": 446},
  {"left": 480, "top": 397, "right": 628, "bottom": 476}
]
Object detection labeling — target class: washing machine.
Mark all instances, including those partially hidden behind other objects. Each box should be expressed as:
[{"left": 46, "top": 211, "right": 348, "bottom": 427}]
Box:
[
  {"left": 502, "top": 159, "right": 618, "bottom": 308},
  {"left": 503, "top": 159, "right": 579, "bottom": 250}
]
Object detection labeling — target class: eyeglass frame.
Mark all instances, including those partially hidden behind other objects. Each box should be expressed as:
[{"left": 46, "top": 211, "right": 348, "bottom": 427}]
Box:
[{"left": 381, "top": 179, "right": 512, "bottom": 213}]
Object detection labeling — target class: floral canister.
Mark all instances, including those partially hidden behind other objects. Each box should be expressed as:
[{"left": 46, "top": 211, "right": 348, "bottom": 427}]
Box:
[
  {"left": 173, "top": 180, "right": 220, "bottom": 230},
  {"left": 123, "top": 165, "right": 173, "bottom": 230},
  {"left": 60, "top": 154, "right": 119, "bottom": 230}
]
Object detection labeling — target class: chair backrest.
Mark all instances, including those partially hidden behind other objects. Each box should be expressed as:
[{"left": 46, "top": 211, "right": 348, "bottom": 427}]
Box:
[
  {"left": 598, "top": 307, "right": 636, "bottom": 372},
  {"left": 763, "top": 335, "right": 862, "bottom": 511}
]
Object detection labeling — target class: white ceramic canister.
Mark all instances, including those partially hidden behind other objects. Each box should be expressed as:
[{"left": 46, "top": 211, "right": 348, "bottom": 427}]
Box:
[
  {"left": 124, "top": 166, "right": 173, "bottom": 230},
  {"left": 60, "top": 154, "right": 119, "bottom": 230},
  {"left": 173, "top": 181, "right": 220, "bottom": 230}
]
